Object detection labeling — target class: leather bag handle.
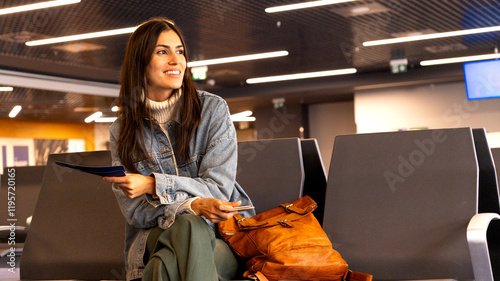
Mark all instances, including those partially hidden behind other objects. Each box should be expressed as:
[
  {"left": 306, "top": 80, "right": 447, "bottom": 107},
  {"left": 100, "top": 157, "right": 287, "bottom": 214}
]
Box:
[{"left": 233, "top": 203, "right": 316, "bottom": 230}]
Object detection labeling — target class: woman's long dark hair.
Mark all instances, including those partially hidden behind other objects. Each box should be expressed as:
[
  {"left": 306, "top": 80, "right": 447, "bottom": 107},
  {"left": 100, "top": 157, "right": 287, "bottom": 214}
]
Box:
[{"left": 117, "top": 18, "right": 201, "bottom": 172}]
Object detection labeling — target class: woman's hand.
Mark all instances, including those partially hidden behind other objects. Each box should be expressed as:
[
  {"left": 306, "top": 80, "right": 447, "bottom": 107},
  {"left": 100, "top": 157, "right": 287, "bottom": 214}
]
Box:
[
  {"left": 103, "top": 174, "right": 155, "bottom": 198},
  {"left": 190, "top": 198, "right": 241, "bottom": 223}
]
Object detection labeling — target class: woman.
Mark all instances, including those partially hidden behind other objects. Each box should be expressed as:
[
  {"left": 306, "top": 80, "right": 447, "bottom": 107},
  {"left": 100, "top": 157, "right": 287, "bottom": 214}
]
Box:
[{"left": 103, "top": 18, "right": 255, "bottom": 281}]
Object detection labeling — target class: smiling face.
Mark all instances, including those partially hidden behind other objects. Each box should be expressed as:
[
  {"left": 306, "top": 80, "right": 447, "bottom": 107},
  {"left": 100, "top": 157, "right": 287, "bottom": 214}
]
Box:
[{"left": 145, "top": 29, "right": 186, "bottom": 101}]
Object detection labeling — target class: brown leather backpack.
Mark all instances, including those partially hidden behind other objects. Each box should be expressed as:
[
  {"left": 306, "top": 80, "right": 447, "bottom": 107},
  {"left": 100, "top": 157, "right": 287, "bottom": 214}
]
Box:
[{"left": 218, "top": 196, "right": 372, "bottom": 281}]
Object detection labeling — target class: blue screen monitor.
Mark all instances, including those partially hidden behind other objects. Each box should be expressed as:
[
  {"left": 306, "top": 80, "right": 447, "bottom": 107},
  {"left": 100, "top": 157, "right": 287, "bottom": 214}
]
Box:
[{"left": 463, "top": 59, "right": 500, "bottom": 100}]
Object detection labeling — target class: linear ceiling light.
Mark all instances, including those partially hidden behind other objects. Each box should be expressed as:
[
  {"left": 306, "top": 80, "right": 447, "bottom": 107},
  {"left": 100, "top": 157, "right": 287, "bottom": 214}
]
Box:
[
  {"left": 84, "top": 111, "right": 103, "bottom": 123},
  {"left": 420, "top": 53, "right": 500, "bottom": 66},
  {"left": 9, "top": 105, "right": 22, "bottom": 118},
  {"left": 26, "top": 26, "right": 137, "bottom": 46},
  {"left": 265, "top": 0, "right": 357, "bottom": 13},
  {"left": 230, "top": 110, "right": 256, "bottom": 122},
  {"left": 0, "top": 86, "right": 13, "bottom": 91},
  {"left": 363, "top": 25, "right": 500, "bottom": 47},
  {"left": 0, "top": 0, "right": 80, "bottom": 16},
  {"left": 187, "top": 51, "right": 289, "bottom": 67},
  {"left": 246, "top": 68, "right": 357, "bottom": 84},
  {"left": 95, "top": 117, "right": 118, "bottom": 123}
]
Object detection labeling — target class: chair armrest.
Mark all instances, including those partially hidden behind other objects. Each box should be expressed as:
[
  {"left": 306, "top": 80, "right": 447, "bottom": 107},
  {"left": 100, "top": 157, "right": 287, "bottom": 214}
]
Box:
[
  {"left": 0, "top": 226, "right": 28, "bottom": 243},
  {"left": 467, "top": 213, "right": 500, "bottom": 281}
]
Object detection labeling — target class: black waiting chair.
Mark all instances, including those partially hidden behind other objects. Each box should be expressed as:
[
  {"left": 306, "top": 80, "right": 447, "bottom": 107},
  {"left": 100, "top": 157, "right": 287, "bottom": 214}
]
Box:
[
  {"left": 20, "top": 151, "right": 126, "bottom": 280},
  {"left": 491, "top": 147, "right": 500, "bottom": 190},
  {"left": 237, "top": 138, "right": 304, "bottom": 214},
  {"left": 300, "top": 138, "right": 327, "bottom": 225},
  {"left": 323, "top": 127, "right": 500, "bottom": 281},
  {"left": 0, "top": 166, "right": 45, "bottom": 257},
  {"left": 472, "top": 128, "right": 500, "bottom": 213}
]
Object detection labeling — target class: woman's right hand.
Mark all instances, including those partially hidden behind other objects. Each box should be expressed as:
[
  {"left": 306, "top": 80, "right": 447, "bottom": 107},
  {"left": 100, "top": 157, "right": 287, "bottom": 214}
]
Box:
[
  {"left": 190, "top": 198, "right": 241, "bottom": 223},
  {"left": 103, "top": 174, "right": 155, "bottom": 199}
]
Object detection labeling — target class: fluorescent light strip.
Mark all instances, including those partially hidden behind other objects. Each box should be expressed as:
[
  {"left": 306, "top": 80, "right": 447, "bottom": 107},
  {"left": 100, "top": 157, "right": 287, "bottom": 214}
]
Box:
[
  {"left": 231, "top": 116, "right": 256, "bottom": 122},
  {"left": 231, "top": 110, "right": 253, "bottom": 118},
  {"left": 26, "top": 26, "right": 138, "bottom": 46},
  {"left": 265, "top": 0, "right": 356, "bottom": 13},
  {"left": 95, "top": 117, "right": 118, "bottom": 123},
  {"left": 246, "top": 68, "right": 357, "bottom": 84},
  {"left": 420, "top": 53, "right": 500, "bottom": 66},
  {"left": 0, "top": 87, "right": 13, "bottom": 91},
  {"left": 363, "top": 25, "right": 500, "bottom": 47},
  {"left": 0, "top": 0, "right": 80, "bottom": 16},
  {"left": 187, "top": 51, "right": 289, "bottom": 67},
  {"left": 231, "top": 110, "right": 255, "bottom": 122},
  {"left": 85, "top": 111, "right": 103, "bottom": 123},
  {"left": 230, "top": 111, "right": 255, "bottom": 122},
  {"left": 9, "top": 105, "right": 22, "bottom": 118}
]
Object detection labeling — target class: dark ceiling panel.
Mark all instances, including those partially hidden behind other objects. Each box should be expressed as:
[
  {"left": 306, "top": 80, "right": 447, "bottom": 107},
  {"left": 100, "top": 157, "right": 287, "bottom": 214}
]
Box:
[{"left": 0, "top": 0, "right": 498, "bottom": 122}]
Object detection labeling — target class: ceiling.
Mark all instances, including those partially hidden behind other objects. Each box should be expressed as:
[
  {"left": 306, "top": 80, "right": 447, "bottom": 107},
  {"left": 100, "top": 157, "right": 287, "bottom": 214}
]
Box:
[{"left": 0, "top": 0, "right": 499, "bottom": 122}]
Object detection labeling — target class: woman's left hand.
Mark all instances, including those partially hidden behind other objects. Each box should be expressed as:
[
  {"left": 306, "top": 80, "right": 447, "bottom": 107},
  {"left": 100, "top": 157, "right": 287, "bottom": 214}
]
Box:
[
  {"left": 190, "top": 198, "right": 241, "bottom": 223},
  {"left": 103, "top": 174, "right": 155, "bottom": 198}
]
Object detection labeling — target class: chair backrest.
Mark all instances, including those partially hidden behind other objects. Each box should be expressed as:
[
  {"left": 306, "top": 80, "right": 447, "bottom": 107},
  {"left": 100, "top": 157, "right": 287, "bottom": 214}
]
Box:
[
  {"left": 0, "top": 166, "right": 45, "bottom": 228},
  {"left": 472, "top": 128, "right": 500, "bottom": 214},
  {"left": 237, "top": 138, "right": 304, "bottom": 214},
  {"left": 20, "top": 151, "right": 126, "bottom": 280},
  {"left": 300, "top": 138, "right": 327, "bottom": 225},
  {"left": 323, "top": 128, "right": 479, "bottom": 280},
  {"left": 492, "top": 147, "right": 500, "bottom": 194}
]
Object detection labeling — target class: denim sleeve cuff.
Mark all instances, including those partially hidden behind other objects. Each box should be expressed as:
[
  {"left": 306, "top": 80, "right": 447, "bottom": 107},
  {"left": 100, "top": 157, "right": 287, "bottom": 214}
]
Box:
[
  {"left": 149, "top": 172, "right": 174, "bottom": 205},
  {"left": 158, "top": 197, "right": 200, "bottom": 229},
  {"left": 183, "top": 197, "right": 200, "bottom": 215}
]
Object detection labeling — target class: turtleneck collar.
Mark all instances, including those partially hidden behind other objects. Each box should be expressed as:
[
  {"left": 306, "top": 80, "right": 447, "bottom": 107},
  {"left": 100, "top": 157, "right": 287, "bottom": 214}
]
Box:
[{"left": 146, "top": 89, "right": 182, "bottom": 124}]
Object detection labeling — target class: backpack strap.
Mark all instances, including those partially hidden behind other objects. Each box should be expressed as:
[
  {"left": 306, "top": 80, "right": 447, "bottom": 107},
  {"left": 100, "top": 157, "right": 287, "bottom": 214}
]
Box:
[
  {"left": 344, "top": 270, "right": 373, "bottom": 281},
  {"left": 250, "top": 271, "right": 268, "bottom": 281}
]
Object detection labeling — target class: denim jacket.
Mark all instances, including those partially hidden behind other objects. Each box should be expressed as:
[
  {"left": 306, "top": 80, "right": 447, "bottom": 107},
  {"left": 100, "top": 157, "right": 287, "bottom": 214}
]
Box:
[{"left": 109, "top": 91, "right": 255, "bottom": 281}]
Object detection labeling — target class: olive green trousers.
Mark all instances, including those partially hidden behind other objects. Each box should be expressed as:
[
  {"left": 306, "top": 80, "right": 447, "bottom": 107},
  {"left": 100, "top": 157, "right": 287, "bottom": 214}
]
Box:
[{"left": 141, "top": 214, "right": 239, "bottom": 281}]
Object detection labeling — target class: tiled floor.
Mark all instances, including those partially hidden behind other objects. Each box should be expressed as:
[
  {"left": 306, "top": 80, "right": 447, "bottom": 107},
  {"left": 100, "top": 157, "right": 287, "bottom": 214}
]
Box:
[
  {"left": 0, "top": 255, "right": 19, "bottom": 281},
  {"left": 0, "top": 268, "right": 18, "bottom": 281}
]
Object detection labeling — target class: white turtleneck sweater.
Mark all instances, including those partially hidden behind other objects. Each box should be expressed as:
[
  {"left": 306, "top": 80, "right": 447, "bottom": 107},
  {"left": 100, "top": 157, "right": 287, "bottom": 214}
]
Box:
[{"left": 146, "top": 89, "right": 182, "bottom": 125}]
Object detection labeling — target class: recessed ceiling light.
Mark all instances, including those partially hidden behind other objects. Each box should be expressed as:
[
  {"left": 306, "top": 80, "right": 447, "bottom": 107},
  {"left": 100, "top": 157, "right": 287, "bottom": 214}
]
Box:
[
  {"left": 0, "top": 0, "right": 80, "bottom": 16},
  {"left": 420, "top": 53, "right": 500, "bottom": 66},
  {"left": 74, "top": 107, "right": 101, "bottom": 112},
  {"left": 351, "top": 6, "right": 370, "bottom": 14},
  {"left": 0, "top": 86, "right": 13, "bottom": 91},
  {"left": 364, "top": 25, "right": 500, "bottom": 46},
  {"left": 330, "top": 2, "right": 389, "bottom": 17},
  {"left": 266, "top": 0, "right": 357, "bottom": 13},
  {"left": 187, "top": 51, "right": 289, "bottom": 67},
  {"left": 246, "top": 68, "right": 357, "bottom": 84},
  {"left": 390, "top": 29, "right": 436, "bottom": 38},
  {"left": 424, "top": 43, "right": 468, "bottom": 54},
  {"left": 0, "top": 31, "right": 50, "bottom": 43},
  {"left": 52, "top": 42, "right": 106, "bottom": 53}
]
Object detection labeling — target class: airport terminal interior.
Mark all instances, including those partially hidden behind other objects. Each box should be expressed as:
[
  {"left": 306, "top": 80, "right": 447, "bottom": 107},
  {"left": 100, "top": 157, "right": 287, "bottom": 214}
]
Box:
[{"left": 1, "top": 0, "right": 500, "bottom": 280}]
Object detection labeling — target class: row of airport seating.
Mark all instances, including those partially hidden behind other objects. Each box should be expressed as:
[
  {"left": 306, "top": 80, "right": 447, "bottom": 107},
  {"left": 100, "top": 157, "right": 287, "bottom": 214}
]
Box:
[
  {"left": 0, "top": 127, "right": 499, "bottom": 280},
  {"left": 0, "top": 138, "right": 327, "bottom": 280}
]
